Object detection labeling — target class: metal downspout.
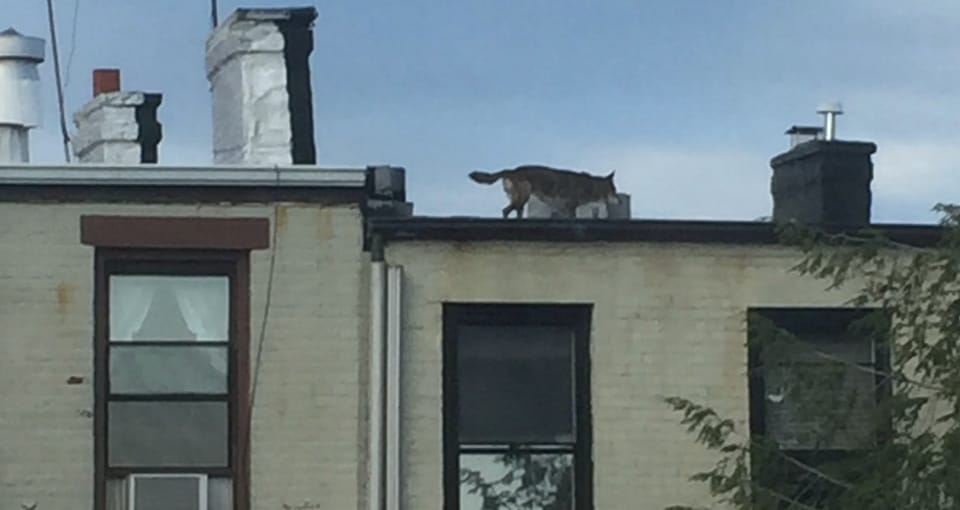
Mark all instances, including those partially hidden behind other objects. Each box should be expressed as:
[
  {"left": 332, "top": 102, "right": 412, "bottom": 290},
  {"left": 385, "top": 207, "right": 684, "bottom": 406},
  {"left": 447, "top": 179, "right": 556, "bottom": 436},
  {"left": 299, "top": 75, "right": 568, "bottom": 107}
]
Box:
[
  {"left": 385, "top": 266, "right": 403, "bottom": 510},
  {"left": 368, "top": 259, "right": 386, "bottom": 510}
]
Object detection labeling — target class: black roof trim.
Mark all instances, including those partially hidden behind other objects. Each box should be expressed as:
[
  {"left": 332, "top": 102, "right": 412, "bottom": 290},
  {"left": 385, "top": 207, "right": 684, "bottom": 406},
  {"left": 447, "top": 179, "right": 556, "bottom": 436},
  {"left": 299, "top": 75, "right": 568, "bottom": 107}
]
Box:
[{"left": 369, "top": 216, "right": 944, "bottom": 247}]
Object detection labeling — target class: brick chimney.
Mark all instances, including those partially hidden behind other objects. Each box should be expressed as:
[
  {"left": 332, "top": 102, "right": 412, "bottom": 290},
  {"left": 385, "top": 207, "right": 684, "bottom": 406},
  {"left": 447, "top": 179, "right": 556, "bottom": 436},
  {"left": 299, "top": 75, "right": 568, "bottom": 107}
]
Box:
[
  {"left": 770, "top": 104, "right": 875, "bottom": 226},
  {"left": 72, "top": 69, "right": 163, "bottom": 164},
  {"left": 205, "top": 7, "right": 318, "bottom": 166}
]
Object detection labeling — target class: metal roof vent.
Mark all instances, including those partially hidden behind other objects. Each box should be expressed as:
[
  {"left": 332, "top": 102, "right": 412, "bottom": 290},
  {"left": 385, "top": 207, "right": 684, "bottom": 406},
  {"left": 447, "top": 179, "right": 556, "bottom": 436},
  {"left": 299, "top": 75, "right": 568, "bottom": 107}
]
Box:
[
  {"left": 785, "top": 125, "right": 824, "bottom": 148},
  {"left": 816, "top": 101, "right": 843, "bottom": 141},
  {"left": 0, "top": 28, "right": 45, "bottom": 163}
]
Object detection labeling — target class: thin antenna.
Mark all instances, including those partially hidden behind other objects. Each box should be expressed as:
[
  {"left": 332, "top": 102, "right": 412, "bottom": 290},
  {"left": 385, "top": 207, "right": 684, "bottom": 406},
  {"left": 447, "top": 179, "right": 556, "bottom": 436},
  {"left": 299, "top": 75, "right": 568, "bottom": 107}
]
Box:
[
  {"left": 45, "top": 0, "right": 72, "bottom": 162},
  {"left": 211, "top": 0, "right": 220, "bottom": 28}
]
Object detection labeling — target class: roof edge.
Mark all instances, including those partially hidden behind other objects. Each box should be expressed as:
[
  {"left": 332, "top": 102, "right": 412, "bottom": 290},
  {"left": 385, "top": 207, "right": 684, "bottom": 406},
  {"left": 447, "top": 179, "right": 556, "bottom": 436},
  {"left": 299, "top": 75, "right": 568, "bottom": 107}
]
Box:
[
  {"left": 0, "top": 164, "right": 368, "bottom": 188},
  {"left": 369, "top": 216, "right": 944, "bottom": 247}
]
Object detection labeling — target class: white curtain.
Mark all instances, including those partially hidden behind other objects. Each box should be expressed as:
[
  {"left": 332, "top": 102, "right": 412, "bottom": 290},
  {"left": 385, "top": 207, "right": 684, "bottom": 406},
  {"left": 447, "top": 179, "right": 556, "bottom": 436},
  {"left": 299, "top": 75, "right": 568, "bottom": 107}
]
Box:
[
  {"left": 109, "top": 277, "right": 157, "bottom": 341},
  {"left": 174, "top": 277, "right": 229, "bottom": 375}
]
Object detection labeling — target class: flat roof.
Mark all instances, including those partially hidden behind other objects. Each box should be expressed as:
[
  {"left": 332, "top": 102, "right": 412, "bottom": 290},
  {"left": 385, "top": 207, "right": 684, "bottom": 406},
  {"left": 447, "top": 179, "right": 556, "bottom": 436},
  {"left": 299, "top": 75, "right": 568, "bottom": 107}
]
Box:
[{"left": 369, "top": 216, "right": 944, "bottom": 247}]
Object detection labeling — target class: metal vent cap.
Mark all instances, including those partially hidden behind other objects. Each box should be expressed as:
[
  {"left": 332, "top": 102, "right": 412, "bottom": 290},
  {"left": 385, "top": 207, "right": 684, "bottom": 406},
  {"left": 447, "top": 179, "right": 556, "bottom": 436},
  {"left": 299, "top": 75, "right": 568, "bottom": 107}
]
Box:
[{"left": 0, "top": 28, "right": 45, "bottom": 62}]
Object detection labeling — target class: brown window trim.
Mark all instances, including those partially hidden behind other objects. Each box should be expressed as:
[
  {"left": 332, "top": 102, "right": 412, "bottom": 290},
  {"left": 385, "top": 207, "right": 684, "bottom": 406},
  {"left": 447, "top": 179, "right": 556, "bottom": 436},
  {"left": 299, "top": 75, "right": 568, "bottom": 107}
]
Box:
[
  {"left": 81, "top": 215, "right": 270, "bottom": 250},
  {"left": 93, "top": 248, "right": 252, "bottom": 510}
]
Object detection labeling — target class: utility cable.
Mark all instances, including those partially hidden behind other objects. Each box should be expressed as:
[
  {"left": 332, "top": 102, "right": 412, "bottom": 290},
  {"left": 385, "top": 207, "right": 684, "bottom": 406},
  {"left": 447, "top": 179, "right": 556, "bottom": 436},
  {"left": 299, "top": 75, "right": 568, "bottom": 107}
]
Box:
[
  {"left": 249, "top": 203, "right": 279, "bottom": 414},
  {"left": 240, "top": 168, "right": 281, "bottom": 473},
  {"left": 45, "top": 0, "right": 72, "bottom": 162},
  {"left": 63, "top": 0, "right": 80, "bottom": 88}
]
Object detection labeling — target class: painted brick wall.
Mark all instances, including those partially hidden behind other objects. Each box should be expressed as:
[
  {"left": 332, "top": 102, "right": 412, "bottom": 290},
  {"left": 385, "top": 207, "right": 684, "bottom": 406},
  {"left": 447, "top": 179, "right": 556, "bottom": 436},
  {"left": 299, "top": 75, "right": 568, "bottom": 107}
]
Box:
[
  {"left": 384, "top": 240, "right": 862, "bottom": 510},
  {"left": 0, "top": 202, "right": 369, "bottom": 510}
]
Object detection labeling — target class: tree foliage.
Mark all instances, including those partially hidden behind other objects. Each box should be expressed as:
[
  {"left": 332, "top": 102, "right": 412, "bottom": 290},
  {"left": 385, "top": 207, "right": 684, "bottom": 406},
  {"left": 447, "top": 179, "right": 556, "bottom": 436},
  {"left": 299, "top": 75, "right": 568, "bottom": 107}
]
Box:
[
  {"left": 457, "top": 204, "right": 960, "bottom": 509},
  {"left": 460, "top": 452, "right": 573, "bottom": 509},
  {"left": 666, "top": 203, "right": 960, "bottom": 509}
]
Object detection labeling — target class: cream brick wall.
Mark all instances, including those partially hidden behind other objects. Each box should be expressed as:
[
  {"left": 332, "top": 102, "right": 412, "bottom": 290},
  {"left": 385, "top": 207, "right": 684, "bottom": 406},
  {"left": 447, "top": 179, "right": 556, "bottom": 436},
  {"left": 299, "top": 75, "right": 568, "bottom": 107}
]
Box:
[
  {"left": 0, "top": 202, "right": 369, "bottom": 510},
  {"left": 384, "top": 240, "right": 862, "bottom": 510}
]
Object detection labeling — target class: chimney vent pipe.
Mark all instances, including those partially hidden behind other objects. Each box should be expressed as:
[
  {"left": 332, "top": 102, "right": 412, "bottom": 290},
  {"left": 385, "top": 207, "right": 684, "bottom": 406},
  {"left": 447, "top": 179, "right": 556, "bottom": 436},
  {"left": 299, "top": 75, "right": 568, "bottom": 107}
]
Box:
[
  {"left": 0, "top": 27, "right": 45, "bottom": 163},
  {"left": 816, "top": 102, "right": 843, "bottom": 141}
]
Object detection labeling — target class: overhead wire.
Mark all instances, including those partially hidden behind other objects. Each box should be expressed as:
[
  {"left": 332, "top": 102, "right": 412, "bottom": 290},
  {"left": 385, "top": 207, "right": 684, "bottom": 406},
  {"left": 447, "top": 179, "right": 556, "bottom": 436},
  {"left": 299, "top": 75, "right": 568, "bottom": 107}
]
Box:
[
  {"left": 249, "top": 203, "right": 279, "bottom": 415},
  {"left": 44, "top": 0, "right": 72, "bottom": 162},
  {"left": 240, "top": 168, "right": 282, "bottom": 475},
  {"left": 63, "top": 0, "right": 81, "bottom": 88}
]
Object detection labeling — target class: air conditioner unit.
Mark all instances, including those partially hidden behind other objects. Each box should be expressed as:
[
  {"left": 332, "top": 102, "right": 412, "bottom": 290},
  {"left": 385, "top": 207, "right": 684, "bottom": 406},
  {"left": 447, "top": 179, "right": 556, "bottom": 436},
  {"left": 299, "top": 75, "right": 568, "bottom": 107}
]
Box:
[{"left": 127, "top": 473, "right": 208, "bottom": 510}]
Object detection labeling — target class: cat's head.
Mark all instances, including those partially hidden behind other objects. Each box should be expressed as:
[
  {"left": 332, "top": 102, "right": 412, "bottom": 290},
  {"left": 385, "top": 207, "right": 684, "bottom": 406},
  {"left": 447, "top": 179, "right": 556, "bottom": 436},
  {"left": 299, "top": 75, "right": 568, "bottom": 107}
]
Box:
[{"left": 602, "top": 171, "right": 621, "bottom": 204}]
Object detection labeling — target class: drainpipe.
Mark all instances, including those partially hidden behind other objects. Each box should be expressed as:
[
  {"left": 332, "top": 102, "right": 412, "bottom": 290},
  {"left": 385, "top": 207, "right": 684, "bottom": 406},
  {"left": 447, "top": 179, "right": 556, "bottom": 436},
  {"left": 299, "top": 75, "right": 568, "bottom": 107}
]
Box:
[
  {"left": 369, "top": 231, "right": 403, "bottom": 510},
  {"left": 385, "top": 265, "right": 403, "bottom": 510},
  {"left": 368, "top": 255, "right": 386, "bottom": 510}
]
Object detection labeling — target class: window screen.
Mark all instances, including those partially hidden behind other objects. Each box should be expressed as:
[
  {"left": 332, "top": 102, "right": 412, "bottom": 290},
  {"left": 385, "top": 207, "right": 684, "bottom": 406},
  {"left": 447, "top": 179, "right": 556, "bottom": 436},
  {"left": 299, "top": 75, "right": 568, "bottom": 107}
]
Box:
[{"left": 457, "top": 325, "right": 575, "bottom": 444}]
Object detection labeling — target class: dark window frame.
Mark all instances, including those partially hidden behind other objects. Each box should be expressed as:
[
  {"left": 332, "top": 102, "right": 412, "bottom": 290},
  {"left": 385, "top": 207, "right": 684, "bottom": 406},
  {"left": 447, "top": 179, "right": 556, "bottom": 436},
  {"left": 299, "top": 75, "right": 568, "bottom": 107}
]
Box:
[
  {"left": 442, "top": 303, "right": 593, "bottom": 510},
  {"left": 93, "top": 248, "right": 252, "bottom": 510},
  {"left": 747, "top": 307, "right": 892, "bottom": 507}
]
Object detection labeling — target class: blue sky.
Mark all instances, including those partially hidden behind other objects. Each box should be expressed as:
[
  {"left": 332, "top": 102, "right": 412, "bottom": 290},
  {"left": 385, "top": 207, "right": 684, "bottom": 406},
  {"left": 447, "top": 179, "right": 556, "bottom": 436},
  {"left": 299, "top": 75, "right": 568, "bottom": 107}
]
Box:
[{"left": 7, "top": 0, "right": 960, "bottom": 223}]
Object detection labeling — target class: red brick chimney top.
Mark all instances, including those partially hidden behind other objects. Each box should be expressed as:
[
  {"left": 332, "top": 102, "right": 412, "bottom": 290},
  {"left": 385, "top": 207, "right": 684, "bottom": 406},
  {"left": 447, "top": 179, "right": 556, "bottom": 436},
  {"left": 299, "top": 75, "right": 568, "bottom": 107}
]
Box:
[{"left": 92, "top": 69, "right": 120, "bottom": 97}]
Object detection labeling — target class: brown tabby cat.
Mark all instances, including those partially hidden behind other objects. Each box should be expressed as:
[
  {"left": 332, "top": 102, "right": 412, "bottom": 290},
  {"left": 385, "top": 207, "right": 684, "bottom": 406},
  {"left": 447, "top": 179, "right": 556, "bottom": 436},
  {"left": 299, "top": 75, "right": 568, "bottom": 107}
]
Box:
[{"left": 469, "top": 164, "right": 620, "bottom": 218}]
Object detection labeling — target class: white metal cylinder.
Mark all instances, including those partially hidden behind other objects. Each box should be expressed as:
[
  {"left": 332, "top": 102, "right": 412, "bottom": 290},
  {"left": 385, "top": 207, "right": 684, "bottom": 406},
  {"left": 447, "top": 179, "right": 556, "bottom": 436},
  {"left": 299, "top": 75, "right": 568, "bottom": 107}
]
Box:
[
  {"left": 0, "top": 125, "right": 29, "bottom": 163},
  {"left": 0, "top": 28, "right": 45, "bottom": 128},
  {"left": 816, "top": 102, "right": 843, "bottom": 142},
  {"left": 824, "top": 114, "right": 836, "bottom": 141},
  {"left": 0, "top": 28, "right": 44, "bottom": 163}
]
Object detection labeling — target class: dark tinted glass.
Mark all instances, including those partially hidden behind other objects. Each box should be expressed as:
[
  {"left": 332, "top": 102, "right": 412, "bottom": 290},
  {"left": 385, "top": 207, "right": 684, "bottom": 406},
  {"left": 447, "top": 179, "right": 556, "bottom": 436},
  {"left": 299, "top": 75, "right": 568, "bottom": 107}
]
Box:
[
  {"left": 108, "top": 401, "right": 228, "bottom": 467},
  {"left": 110, "top": 345, "right": 228, "bottom": 394},
  {"left": 766, "top": 362, "right": 876, "bottom": 450},
  {"left": 132, "top": 476, "right": 203, "bottom": 510},
  {"left": 457, "top": 325, "right": 574, "bottom": 443}
]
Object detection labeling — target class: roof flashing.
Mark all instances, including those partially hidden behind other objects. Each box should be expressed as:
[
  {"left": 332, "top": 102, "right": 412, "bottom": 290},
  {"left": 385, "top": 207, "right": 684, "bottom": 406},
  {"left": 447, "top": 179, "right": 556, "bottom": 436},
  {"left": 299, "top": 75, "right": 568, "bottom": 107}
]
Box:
[{"left": 0, "top": 163, "right": 368, "bottom": 188}]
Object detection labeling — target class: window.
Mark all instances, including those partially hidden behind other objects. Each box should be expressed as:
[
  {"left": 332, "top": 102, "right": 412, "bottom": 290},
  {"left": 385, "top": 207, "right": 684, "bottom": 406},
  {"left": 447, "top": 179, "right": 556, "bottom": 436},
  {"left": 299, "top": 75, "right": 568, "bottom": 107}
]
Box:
[
  {"left": 748, "top": 307, "right": 891, "bottom": 508},
  {"left": 96, "top": 255, "right": 247, "bottom": 510},
  {"left": 83, "top": 215, "right": 265, "bottom": 510},
  {"left": 443, "top": 304, "right": 593, "bottom": 510}
]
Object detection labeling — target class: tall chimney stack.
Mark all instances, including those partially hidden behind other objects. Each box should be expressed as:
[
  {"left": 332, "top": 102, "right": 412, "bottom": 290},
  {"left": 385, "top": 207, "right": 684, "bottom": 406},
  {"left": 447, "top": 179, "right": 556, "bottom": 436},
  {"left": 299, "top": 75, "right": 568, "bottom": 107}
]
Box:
[
  {"left": 72, "top": 69, "right": 163, "bottom": 164},
  {"left": 0, "top": 28, "right": 45, "bottom": 163},
  {"left": 770, "top": 104, "right": 874, "bottom": 226},
  {"left": 205, "top": 7, "right": 318, "bottom": 166}
]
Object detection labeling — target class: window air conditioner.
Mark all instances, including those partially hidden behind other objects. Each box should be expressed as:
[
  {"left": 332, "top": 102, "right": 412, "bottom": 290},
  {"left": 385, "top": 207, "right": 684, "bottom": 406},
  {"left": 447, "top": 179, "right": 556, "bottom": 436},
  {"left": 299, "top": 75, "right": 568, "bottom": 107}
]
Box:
[{"left": 127, "top": 473, "right": 208, "bottom": 510}]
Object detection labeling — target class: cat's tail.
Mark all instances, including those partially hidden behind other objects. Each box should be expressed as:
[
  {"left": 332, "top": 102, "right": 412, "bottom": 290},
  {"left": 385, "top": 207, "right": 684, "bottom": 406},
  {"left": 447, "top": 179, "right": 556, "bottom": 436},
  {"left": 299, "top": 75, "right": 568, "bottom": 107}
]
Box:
[{"left": 468, "top": 170, "right": 507, "bottom": 184}]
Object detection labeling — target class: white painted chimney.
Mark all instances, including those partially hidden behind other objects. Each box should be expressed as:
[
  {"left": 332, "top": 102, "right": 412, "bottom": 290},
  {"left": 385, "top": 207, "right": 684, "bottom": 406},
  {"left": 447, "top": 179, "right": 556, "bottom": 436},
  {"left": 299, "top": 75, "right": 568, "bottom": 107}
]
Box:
[
  {"left": 72, "top": 69, "right": 163, "bottom": 164},
  {"left": 205, "top": 7, "right": 318, "bottom": 166},
  {"left": 0, "top": 28, "right": 45, "bottom": 163}
]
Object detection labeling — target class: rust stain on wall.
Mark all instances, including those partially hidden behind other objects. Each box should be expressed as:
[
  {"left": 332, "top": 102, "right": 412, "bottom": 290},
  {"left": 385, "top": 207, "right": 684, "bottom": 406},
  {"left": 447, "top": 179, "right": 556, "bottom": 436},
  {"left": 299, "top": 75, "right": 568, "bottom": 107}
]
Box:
[
  {"left": 317, "top": 208, "right": 335, "bottom": 241},
  {"left": 275, "top": 205, "right": 289, "bottom": 234},
  {"left": 56, "top": 283, "right": 75, "bottom": 316}
]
